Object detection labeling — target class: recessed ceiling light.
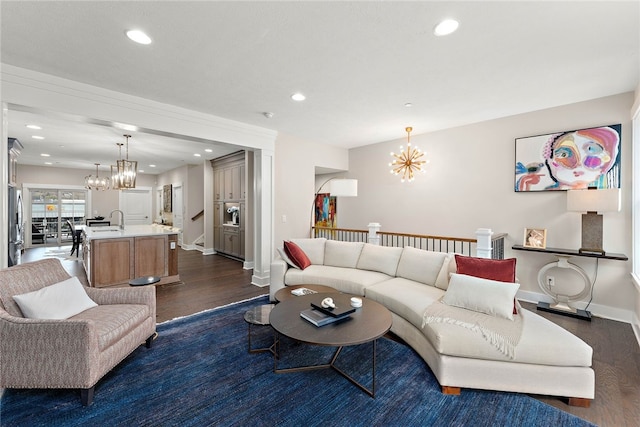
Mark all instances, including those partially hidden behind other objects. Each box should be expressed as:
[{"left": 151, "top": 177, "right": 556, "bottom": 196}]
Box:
[
  {"left": 149, "top": 164, "right": 156, "bottom": 168},
  {"left": 126, "top": 29, "right": 152, "bottom": 45},
  {"left": 32, "top": 135, "right": 45, "bottom": 140},
  {"left": 434, "top": 19, "right": 459, "bottom": 36},
  {"left": 205, "top": 149, "right": 213, "bottom": 153},
  {"left": 115, "top": 122, "right": 139, "bottom": 132},
  {"left": 291, "top": 93, "right": 306, "bottom": 101},
  {"left": 404, "top": 103, "right": 413, "bottom": 108},
  {"left": 139, "top": 169, "right": 145, "bottom": 173},
  {"left": 40, "top": 153, "right": 50, "bottom": 157},
  {"left": 26, "top": 124, "right": 42, "bottom": 130},
  {"left": 194, "top": 153, "right": 201, "bottom": 157},
  {"left": 44, "top": 162, "right": 52, "bottom": 165}
]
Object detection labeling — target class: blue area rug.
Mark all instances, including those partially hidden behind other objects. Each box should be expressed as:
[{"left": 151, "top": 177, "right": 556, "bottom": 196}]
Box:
[{"left": 1, "top": 295, "right": 594, "bottom": 426}]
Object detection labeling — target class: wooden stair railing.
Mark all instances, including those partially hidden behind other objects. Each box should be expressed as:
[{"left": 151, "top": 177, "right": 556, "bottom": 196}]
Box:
[{"left": 312, "top": 226, "right": 507, "bottom": 259}]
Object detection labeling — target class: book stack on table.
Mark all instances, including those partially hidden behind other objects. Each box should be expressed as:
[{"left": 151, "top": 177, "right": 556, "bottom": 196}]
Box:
[{"left": 299, "top": 295, "right": 356, "bottom": 327}]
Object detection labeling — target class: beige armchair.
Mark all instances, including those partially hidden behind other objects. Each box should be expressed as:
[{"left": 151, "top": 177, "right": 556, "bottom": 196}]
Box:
[{"left": 0, "top": 258, "right": 156, "bottom": 406}]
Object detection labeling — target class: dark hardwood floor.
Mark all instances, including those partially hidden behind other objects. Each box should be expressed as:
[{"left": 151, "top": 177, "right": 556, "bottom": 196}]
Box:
[
  {"left": 18, "top": 246, "right": 640, "bottom": 426},
  {"left": 20, "top": 245, "right": 267, "bottom": 323}
]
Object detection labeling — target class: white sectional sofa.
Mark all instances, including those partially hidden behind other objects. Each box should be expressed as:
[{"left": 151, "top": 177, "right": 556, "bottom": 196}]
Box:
[{"left": 270, "top": 238, "right": 594, "bottom": 406}]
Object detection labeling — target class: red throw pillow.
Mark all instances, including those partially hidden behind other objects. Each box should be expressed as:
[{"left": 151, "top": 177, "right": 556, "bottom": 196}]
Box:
[
  {"left": 455, "top": 254, "right": 518, "bottom": 314},
  {"left": 283, "top": 241, "right": 311, "bottom": 270}
]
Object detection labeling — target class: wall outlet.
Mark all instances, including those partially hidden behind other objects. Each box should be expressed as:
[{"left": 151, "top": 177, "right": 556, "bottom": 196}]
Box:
[
  {"left": 282, "top": 214, "right": 287, "bottom": 223},
  {"left": 170, "top": 242, "right": 176, "bottom": 249},
  {"left": 547, "top": 276, "right": 555, "bottom": 287}
]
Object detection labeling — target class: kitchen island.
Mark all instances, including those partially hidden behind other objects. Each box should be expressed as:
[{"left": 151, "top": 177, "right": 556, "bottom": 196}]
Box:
[{"left": 82, "top": 224, "right": 180, "bottom": 288}]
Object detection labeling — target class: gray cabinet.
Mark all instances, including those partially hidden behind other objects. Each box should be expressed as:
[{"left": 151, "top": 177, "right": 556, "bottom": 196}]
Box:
[
  {"left": 224, "top": 165, "right": 241, "bottom": 200},
  {"left": 223, "top": 225, "right": 241, "bottom": 258},
  {"left": 214, "top": 169, "right": 224, "bottom": 201},
  {"left": 211, "top": 151, "right": 246, "bottom": 259},
  {"left": 213, "top": 202, "right": 223, "bottom": 253}
]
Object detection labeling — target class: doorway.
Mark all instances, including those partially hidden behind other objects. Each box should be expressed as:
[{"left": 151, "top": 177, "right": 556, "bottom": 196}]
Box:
[
  {"left": 119, "top": 187, "right": 153, "bottom": 225},
  {"left": 25, "top": 187, "right": 87, "bottom": 247},
  {"left": 172, "top": 184, "right": 184, "bottom": 245}
]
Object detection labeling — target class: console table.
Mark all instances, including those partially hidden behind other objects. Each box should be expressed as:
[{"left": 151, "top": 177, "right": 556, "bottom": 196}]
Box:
[{"left": 512, "top": 245, "right": 628, "bottom": 321}]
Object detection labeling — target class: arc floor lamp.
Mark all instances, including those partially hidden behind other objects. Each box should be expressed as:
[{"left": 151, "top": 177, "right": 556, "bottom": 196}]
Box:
[{"left": 310, "top": 178, "right": 358, "bottom": 237}]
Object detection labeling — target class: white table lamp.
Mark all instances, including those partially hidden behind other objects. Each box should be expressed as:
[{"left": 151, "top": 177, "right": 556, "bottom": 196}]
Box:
[{"left": 566, "top": 188, "right": 620, "bottom": 255}]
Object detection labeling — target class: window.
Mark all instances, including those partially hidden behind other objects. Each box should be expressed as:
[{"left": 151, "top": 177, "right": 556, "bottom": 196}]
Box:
[{"left": 27, "top": 187, "right": 87, "bottom": 246}]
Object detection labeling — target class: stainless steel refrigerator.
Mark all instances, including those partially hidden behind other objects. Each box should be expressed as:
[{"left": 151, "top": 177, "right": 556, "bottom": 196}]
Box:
[
  {"left": 8, "top": 137, "right": 24, "bottom": 266},
  {"left": 8, "top": 187, "right": 23, "bottom": 266}
]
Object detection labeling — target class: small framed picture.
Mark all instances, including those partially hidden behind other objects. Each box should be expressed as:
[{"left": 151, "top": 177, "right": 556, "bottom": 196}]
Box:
[{"left": 523, "top": 228, "right": 547, "bottom": 249}]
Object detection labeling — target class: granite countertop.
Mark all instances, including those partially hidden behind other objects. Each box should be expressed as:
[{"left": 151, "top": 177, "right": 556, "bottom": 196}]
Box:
[{"left": 83, "top": 224, "right": 180, "bottom": 241}]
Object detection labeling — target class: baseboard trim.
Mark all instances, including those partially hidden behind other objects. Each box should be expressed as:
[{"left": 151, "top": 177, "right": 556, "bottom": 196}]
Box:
[
  {"left": 251, "top": 273, "right": 270, "bottom": 288},
  {"left": 632, "top": 317, "right": 640, "bottom": 351},
  {"left": 516, "top": 289, "right": 633, "bottom": 324}
]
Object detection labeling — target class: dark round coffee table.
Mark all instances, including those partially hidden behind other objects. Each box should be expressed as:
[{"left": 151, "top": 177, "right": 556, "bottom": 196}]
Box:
[
  {"left": 270, "top": 292, "right": 392, "bottom": 397},
  {"left": 273, "top": 284, "right": 339, "bottom": 302}
]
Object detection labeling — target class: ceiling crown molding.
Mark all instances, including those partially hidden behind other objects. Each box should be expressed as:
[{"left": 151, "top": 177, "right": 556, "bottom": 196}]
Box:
[{"left": 1, "top": 64, "right": 277, "bottom": 150}]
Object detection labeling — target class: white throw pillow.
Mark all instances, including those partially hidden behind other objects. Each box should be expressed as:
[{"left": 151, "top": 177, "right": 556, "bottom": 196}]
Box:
[
  {"left": 12, "top": 276, "right": 98, "bottom": 319},
  {"left": 277, "top": 247, "right": 300, "bottom": 269},
  {"left": 442, "top": 273, "right": 520, "bottom": 320}
]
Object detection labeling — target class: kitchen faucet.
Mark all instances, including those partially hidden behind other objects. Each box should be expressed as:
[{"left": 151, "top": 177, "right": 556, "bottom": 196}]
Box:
[{"left": 109, "top": 209, "right": 125, "bottom": 230}]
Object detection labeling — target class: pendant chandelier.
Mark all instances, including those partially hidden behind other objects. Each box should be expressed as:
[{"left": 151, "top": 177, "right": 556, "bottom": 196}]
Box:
[
  {"left": 85, "top": 163, "right": 110, "bottom": 191},
  {"left": 111, "top": 134, "right": 137, "bottom": 189},
  {"left": 389, "top": 127, "right": 428, "bottom": 183}
]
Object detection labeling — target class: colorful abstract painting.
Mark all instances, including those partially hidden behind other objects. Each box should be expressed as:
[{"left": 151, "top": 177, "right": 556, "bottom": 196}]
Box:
[
  {"left": 314, "top": 193, "right": 337, "bottom": 228},
  {"left": 515, "top": 124, "right": 621, "bottom": 192}
]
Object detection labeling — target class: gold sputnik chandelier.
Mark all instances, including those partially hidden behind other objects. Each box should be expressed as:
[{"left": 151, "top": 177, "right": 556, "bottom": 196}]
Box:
[{"left": 389, "top": 127, "right": 427, "bottom": 182}]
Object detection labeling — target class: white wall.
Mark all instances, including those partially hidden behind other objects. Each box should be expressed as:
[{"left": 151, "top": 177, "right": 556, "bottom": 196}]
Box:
[
  {"left": 344, "top": 92, "right": 635, "bottom": 321},
  {"left": 186, "top": 163, "right": 205, "bottom": 246},
  {"left": 273, "top": 132, "right": 349, "bottom": 247},
  {"left": 631, "top": 84, "right": 640, "bottom": 339}
]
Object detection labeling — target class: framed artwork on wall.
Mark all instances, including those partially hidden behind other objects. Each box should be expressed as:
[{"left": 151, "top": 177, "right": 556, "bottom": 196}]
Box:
[
  {"left": 314, "top": 193, "right": 337, "bottom": 228},
  {"left": 514, "top": 124, "right": 621, "bottom": 192},
  {"left": 163, "top": 184, "right": 172, "bottom": 213},
  {"left": 523, "top": 228, "right": 547, "bottom": 249}
]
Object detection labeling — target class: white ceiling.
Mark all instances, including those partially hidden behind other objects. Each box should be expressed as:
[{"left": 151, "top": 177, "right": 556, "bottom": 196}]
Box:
[{"left": 1, "top": 1, "right": 638, "bottom": 174}]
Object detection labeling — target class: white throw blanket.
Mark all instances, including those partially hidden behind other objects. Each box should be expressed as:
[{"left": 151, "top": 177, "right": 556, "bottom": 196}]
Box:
[{"left": 422, "top": 299, "right": 524, "bottom": 359}]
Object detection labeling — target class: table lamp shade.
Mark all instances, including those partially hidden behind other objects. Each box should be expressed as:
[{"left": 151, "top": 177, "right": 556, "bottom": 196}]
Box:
[
  {"left": 566, "top": 188, "right": 620, "bottom": 255},
  {"left": 566, "top": 188, "right": 621, "bottom": 213},
  {"left": 328, "top": 179, "right": 358, "bottom": 197}
]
